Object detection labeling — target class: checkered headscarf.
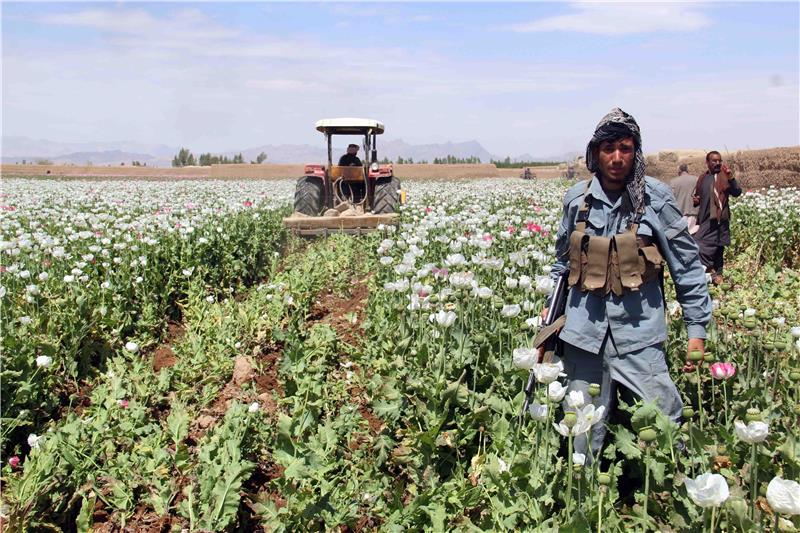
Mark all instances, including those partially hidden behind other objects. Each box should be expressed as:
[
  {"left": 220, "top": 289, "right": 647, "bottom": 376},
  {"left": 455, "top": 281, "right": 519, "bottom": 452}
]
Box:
[{"left": 585, "top": 108, "right": 646, "bottom": 224}]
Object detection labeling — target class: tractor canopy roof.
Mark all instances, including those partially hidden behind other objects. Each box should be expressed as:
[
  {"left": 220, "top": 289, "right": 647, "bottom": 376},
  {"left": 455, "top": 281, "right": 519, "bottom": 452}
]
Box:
[{"left": 315, "top": 118, "right": 384, "bottom": 135}]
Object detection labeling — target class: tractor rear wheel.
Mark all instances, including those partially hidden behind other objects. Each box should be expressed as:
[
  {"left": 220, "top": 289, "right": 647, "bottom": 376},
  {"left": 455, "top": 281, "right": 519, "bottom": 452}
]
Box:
[
  {"left": 372, "top": 176, "right": 401, "bottom": 214},
  {"left": 294, "top": 176, "right": 324, "bottom": 215}
]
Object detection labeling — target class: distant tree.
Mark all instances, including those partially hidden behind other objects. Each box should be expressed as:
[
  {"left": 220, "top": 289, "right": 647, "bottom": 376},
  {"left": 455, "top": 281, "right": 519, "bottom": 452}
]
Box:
[
  {"left": 396, "top": 156, "right": 405, "bottom": 164},
  {"left": 256, "top": 152, "right": 267, "bottom": 164},
  {"left": 35, "top": 159, "right": 53, "bottom": 165},
  {"left": 172, "top": 147, "right": 196, "bottom": 167}
]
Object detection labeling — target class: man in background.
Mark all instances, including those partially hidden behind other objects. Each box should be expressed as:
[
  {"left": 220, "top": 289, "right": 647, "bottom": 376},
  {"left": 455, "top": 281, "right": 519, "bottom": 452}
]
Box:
[
  {"left": 692, "top": 151, "right": 743, "bottom": 285},
  {"left": 670, "top": 163, "right": 699, "bottom": 234},
  {"left": 338, "top": 144, "right": 362, "bottom": 167}
]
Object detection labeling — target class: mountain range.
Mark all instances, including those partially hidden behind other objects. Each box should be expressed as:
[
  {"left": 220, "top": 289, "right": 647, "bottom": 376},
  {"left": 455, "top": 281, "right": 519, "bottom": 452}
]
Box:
[{"left": 1, "top": 136, "right": 578, "bottom": 167}]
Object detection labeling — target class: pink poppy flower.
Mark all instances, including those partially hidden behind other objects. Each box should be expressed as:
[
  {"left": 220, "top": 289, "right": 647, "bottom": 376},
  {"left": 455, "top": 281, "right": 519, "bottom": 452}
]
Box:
[{"left": 710, "top": 362, "right": 736, "bottom": 380}]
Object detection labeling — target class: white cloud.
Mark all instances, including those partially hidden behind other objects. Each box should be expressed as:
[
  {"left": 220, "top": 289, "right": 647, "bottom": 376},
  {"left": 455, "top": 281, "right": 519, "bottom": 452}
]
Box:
[
  {"left": 507, "top": 2, "right": 711, "bottom": 35},
  {"left": 40, "top": 8, "right": 238, "bottom": 40}
]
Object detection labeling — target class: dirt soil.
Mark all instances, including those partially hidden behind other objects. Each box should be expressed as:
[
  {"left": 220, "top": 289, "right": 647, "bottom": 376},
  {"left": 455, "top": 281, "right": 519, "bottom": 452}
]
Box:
[{"left": 151, "top": 322, "right": 184, "bottom": 371}]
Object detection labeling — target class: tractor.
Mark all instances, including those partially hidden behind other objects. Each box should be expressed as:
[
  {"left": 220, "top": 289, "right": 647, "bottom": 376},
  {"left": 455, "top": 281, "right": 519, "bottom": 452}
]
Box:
[{"left": 283, "top": 118, "right": 402, "bottom": 235}]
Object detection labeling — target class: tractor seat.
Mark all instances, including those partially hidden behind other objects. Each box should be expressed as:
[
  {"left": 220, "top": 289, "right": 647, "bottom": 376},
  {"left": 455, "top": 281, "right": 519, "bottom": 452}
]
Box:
[{"left": 329, "top": 166, "right": 365, "bottom": 181}]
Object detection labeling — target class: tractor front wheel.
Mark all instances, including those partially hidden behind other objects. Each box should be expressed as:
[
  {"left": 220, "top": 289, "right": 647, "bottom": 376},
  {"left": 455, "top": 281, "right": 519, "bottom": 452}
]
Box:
[
  {"left": 294, "top": 176, "right": 324, "bottom": 215},
  {"left": 372, "top": 176, "right": 401, "bottom": 214}
]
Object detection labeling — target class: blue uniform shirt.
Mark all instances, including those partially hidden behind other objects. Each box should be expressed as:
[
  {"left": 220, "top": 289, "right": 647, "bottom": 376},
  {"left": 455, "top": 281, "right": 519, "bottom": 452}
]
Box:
[{"left": 549, "top": 176, "right": 712, "bottom": 355}]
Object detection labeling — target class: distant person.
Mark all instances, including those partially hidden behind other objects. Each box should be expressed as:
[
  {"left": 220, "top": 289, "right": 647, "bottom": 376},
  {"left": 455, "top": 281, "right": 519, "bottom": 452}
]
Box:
[
  {"left": 566, "top": 164, "right": 575, "bottom": 180},
  {"left": 338, "top": 144, "right": 362, "bottom": 167},
  {"left": 670, "top": 163, "right": 699, "bottom": 234},
  {"left": 692, "top": 151, "right": 742, "bottom": 285}
]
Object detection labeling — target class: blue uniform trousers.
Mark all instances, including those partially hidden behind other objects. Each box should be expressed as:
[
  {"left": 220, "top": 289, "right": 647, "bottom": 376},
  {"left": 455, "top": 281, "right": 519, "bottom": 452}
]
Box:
[{"left": 562, "top": 330, "right": 683, "bottom": 459}]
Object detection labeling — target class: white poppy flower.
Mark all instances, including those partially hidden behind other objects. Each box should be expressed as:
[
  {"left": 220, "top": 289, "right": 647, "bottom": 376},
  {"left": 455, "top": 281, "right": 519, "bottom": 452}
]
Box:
[
  {"left": 27, "top": 433, "right": 43, "bottom": 450},
  {"left": 532, "top": 359, "right": 565, "bottom": 384},
  {"left": 500, "top": 304, "right": 521, "bottom": 318},
  {"left": 685, "top": 473, "right": 730, "bottom": 508},
  {"left": 766, "top": 477, "right": 800, "bottom": 516},
  {"left": 35, "top": 355, "right": 52, "bottom": 368},
  {"left": 529, "top": 402, "right": 548, "bottom": 422},
  {"left": 124, "top": 341, "right": 139, "bottom": 353},
  {"left": 526, "top": 316, "right": 543, "bottom": 329},
  {"left": 535, "top": 276, "right": 554, "bottom": 295},
  {"left": 248, "top": 402, "right": 260, "bottom": 413},
  {"left": 566, "top": 390, "right": 586, "bottom": 409},
  {"left": 734, "top": 420, "right": 769, "bottom": 444},
  {"left": 581, "top": 404, "right": 606, "bottom": 426},
  {"left": 547, "top": 381, "right": 567, "bottom": 402},
  {"left": 573, "top": 453, "right": 586, "bottom": 466},
  {"left": 512, "top": 347, "right": 538, "bottom": 370},
  {"left": 473, "top": 286, "right": 493, "bottom": 299},
  {"left": 433, "top": 310, "right": 456, "bottom": 327},
  {"left": 553, "top": 412, "right": 591, "bottom": 437}
]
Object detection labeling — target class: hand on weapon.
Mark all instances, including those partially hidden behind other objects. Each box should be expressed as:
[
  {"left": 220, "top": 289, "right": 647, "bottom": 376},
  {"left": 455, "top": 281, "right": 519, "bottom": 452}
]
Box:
[{"left": 519, "top": 273, "right": 569, "bottom": 424}]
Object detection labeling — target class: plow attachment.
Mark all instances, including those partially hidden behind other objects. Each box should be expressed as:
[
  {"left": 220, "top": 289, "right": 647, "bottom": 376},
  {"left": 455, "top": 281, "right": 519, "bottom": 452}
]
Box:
[{"left": 283, "top": 212, "right": 398, "bottom": 236}]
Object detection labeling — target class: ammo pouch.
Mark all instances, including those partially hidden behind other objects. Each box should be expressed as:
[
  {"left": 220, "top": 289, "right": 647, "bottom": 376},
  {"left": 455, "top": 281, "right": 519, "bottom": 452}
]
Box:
[{"left": 567, "top": 188, "right": 664, "bottom": 297}]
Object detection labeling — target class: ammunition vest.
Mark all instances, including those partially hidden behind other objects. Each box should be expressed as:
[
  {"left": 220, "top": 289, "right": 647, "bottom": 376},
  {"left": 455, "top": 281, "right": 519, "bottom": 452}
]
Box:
[{"left": 567, "top": 185, "right": 663, "bottom": 297}]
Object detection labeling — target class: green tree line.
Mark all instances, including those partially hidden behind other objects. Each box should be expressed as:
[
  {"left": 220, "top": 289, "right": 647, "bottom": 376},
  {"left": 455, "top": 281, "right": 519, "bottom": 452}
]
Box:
[
  {"left": 172, "top": 148, "right": 267, "bottom": 167},
  {"left": 376, "top": 155, "right": 482, "bottom": 165},
  {"left": 491, "top": 157, "right": 564, "bottom": 169}
]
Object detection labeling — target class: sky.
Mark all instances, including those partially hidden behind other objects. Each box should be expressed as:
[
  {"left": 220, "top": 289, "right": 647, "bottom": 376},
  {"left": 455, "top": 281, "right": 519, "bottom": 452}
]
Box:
[{"left": 2, "top": 1, "right": 799, "bottom": 158}]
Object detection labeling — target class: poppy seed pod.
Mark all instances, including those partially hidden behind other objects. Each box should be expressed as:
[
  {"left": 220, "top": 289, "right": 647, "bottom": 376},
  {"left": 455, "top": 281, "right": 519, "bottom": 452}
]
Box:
[
  {"left": 689, "top": 350, "right": 704, "bottom": 362},
  {"left": 682, "top": 407, "right": 695, "bottom": 418},
  {"left": 639, "top": 426, "right": 658, "bottom": 443},
  {"left": 588, "top": 383, "right": 601, "bottom": 397},
  {"left": 563, "top": 412, "right": 577, "bottom": 428},
  {"left": 745, "top": 408, "right": 763, "bottom": 423},
  {"left": 598, "top": 472, "right": 611, "bottom": 486}
]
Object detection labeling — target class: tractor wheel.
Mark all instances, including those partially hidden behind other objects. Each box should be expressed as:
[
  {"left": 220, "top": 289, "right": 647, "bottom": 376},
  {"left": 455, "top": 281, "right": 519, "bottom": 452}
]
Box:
[
  {"left": 373, "top": 176, "right": 401, "bottom": 214},
  {"left": 294, "top": 176, "right": 324, "bottom": 215}
]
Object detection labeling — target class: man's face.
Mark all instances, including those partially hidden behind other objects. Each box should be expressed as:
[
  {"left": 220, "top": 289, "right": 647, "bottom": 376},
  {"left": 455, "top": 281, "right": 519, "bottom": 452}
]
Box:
[
  {"left": 596, "top": 137, "right": 635, "bottom": 186},
  {"left": 347, "top": 145, "right": 359, "bottom": 156},
  {"left": 706, "top": 153, "right": 722, "bottom": 173}
]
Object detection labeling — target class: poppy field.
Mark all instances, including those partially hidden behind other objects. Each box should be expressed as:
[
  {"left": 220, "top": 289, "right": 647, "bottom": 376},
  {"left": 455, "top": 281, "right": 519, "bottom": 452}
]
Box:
[{"left": 1, "top": 177, "right": 800, "bottom": 532}]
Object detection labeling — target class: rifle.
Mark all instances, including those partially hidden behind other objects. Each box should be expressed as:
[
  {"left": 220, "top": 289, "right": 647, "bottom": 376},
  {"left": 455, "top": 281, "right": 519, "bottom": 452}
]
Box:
[{"left": 518, "top": 270, "right": 570, "bottom": 424}]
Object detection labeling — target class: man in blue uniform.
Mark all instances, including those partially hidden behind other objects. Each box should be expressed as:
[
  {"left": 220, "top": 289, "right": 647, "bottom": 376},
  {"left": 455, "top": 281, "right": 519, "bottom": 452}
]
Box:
[{"left": 543, "top": 108, "right": 712, "bottom": 457}]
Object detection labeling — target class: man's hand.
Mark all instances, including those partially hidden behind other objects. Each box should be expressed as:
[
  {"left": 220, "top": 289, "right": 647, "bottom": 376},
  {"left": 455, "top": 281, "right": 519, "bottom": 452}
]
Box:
[
  {"left": 536, "top": 345, "right": 545, "bottom": 364},
  {"left": 721, "top": 164, "right": 733, "bottom": 180},
  {"left": 682, "top": 338, "right": 706, "bottom": 372},
  {"left": 534, "top": 306, "right": 550, "bottom": 363}
]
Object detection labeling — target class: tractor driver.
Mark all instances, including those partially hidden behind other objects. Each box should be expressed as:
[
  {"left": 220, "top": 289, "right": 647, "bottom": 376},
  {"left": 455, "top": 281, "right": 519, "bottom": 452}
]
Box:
[{"left": 338, "top": 144, "right": 362, "bottom": 167}]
